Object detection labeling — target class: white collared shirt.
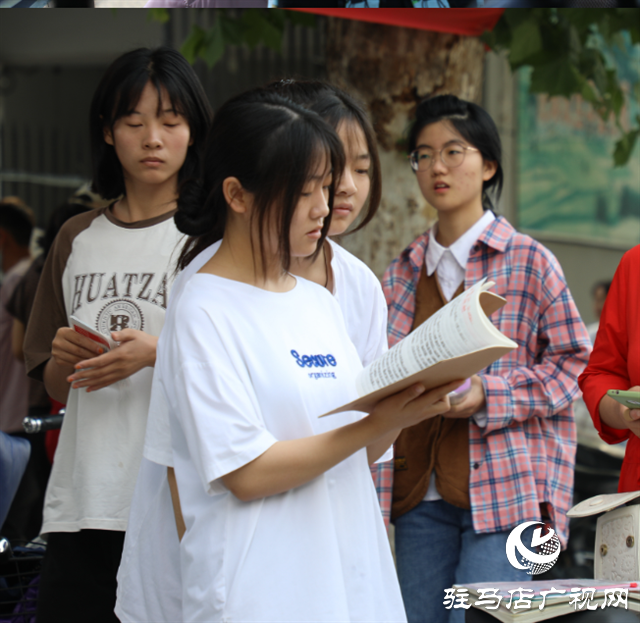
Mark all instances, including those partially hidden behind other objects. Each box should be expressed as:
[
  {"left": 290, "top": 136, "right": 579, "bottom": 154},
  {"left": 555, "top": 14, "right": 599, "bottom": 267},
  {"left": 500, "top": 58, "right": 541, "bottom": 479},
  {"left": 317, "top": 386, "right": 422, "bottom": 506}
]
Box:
[
  {"left": 423, "top": 210, "right": 494, "bottom": 503},
  {"left": 425, "top": 210, "right": 495, "bottom": 302}
]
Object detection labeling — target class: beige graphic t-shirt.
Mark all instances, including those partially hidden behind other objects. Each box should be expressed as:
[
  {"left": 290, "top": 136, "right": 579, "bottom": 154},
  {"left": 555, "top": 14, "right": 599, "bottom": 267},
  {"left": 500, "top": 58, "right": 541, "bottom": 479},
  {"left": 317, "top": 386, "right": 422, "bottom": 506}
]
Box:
[{"left": 24, "top": 206, "right": 184, "bottom": 533}]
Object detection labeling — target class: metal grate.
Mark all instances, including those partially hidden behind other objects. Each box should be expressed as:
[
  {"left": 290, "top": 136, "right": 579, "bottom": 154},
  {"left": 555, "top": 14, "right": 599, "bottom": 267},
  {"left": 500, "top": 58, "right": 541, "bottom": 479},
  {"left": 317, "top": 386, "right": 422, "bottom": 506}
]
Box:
[{"left": 0, "top": 545, "right": 45, "bottom": 623}]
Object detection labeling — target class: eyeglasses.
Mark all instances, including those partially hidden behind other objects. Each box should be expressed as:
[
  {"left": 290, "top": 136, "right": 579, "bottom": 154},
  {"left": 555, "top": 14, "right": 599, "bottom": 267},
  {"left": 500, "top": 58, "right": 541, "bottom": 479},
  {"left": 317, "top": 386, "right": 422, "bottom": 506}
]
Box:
[{"left": 409, "top": 143, "right": 479, "bottom": 172}]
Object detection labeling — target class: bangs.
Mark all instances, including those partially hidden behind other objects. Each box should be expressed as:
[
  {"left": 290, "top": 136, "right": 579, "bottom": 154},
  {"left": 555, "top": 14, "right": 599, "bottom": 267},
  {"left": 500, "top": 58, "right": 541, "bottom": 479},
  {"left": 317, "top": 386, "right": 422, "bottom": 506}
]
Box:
[
  {"left": 338, "top": 118, "right": 371, "bottom": 164},
  {"left": 107, "top": 72, "right": 188, "bottom": 126},
  {"left": 306, "top": 138, "right": 336, "bottom": 183},
  {"left": 310, "top": 91, "right": 381, "bottom": 235},
  {"left": 90, "top": 47, "right": 213, "bottom": 201},
  {"left": 247, "top": 113, "right": 344, "bottom": 274}
]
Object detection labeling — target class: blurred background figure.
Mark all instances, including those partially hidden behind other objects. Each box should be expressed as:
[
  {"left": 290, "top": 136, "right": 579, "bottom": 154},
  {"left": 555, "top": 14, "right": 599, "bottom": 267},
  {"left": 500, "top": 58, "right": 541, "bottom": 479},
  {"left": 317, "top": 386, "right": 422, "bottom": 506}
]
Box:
[
  {"left": 587, "top": 279, "right": 612, "bottom": 344},
  {"left": 7, "top": 202, "right": 92, "bottom": 463},
  {"left": 0, "top": 200, "right": 35, "bottom": 542}
]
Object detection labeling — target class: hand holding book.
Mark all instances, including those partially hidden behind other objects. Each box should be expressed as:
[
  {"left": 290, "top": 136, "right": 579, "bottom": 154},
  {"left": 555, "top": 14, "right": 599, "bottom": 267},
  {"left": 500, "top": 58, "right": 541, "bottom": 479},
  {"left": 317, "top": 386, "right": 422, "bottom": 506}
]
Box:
[{"left": 323, "top": 278, "right": 518, "bottom": 417}]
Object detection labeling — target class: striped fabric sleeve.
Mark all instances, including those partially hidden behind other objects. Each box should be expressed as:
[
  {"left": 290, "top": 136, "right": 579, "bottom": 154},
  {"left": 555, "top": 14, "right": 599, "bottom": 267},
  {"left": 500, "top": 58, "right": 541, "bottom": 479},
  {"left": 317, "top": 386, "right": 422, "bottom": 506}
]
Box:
[
  {"left": 370, "top": 461, "right": 393, "bottom": 528},
  {"left": 482, "top": 286, "right": 592, "bottom": 435}
]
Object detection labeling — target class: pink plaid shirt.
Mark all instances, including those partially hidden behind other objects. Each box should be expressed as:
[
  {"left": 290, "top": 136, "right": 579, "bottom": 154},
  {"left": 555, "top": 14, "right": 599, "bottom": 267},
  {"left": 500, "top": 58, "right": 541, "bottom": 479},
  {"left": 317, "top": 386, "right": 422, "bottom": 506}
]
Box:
[{"left": 374, "top": 216, "right": 590, "bottom": 546}]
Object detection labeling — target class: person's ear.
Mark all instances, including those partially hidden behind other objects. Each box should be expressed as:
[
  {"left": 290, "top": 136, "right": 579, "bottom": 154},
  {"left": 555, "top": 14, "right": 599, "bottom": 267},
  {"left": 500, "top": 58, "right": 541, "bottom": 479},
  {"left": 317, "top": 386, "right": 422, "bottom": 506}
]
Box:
[
  {"left": 222, "top": 177, "right": 251, "bottom": 215},
  {"left": 103, "top": 126, "right": 114, "bottom": 146},
  {"left": 482, "top": 160, "right": 498, "bottom": 182}
]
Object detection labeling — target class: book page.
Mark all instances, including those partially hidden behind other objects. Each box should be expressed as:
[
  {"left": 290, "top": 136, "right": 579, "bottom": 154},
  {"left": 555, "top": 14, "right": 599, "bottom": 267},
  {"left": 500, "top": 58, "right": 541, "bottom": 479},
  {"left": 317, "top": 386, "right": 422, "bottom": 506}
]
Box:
[
  {"left": 356, "top": 280, "right": 513, "bottom": 397},
  {"left": 70, "top": 315, "right": 113, "bottom": 351}
]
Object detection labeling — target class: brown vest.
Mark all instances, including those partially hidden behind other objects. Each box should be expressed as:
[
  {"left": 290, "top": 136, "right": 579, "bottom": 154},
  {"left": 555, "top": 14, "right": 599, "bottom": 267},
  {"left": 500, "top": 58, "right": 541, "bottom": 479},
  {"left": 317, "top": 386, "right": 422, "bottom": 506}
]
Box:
[{"left": 391, "top": 265, "right": 470, "bottom": 520}]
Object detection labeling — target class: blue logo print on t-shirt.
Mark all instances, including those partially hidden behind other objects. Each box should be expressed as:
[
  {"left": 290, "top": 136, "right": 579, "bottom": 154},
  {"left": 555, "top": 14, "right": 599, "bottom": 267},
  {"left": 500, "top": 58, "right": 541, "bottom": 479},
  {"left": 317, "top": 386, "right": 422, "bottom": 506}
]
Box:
[{"left": 291, "top": 350, "right": 337, "bottom": 380}]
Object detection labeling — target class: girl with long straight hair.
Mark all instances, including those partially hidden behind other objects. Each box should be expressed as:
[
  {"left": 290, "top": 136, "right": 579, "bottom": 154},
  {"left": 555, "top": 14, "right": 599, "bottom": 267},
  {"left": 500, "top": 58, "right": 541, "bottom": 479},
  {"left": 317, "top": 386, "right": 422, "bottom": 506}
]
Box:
[
  {"left": 132, "top": 88, "right": 460, "bottom": 622},
  {"left": 23, "top": 46, "right": 212, "bottom": 623},
  {"left": 265, "top": 78, "right": 398, "bottom": 524},
  {"left": 117, "top": 81, "right": 394, "bottom": 622}
]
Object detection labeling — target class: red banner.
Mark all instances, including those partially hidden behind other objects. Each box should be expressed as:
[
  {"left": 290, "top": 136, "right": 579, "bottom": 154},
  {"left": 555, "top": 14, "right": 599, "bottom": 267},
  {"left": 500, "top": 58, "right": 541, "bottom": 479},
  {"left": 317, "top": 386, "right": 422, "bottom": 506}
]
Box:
[{"left": 291, "top": 8, "right": 505, "bottom": 37}]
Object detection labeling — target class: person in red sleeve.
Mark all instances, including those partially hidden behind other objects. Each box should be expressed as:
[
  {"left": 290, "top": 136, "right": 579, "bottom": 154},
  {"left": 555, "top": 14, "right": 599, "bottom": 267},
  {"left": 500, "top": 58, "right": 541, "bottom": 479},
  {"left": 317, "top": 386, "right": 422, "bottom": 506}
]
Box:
[{"left": 578, "top": 244, "right": 640, "bottom": 492}]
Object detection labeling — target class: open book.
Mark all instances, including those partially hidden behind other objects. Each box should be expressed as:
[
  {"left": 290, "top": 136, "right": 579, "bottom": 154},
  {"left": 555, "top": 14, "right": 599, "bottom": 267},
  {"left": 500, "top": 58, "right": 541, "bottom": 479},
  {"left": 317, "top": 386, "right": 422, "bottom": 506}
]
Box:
[
  {"left": 322, "top": 278, "right": 517, "bottom": 416},
  {"left": 457, "top": 580, "right": 640, "bottom": 623}
]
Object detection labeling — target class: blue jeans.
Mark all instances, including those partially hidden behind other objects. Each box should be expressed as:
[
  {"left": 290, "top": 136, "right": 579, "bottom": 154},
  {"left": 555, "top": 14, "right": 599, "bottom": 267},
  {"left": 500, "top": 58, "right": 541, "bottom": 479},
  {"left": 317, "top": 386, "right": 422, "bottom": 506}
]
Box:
[{"left": 394, "top": 500, "right": 533, "bottom": 623}]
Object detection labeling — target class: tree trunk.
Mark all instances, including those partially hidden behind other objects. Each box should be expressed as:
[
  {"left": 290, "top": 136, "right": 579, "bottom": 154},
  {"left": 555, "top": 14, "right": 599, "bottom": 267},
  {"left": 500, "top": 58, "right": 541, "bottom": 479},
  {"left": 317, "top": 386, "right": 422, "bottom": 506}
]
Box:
[{"left": 326, "top": 18, "right": 486, "bottom": 278}]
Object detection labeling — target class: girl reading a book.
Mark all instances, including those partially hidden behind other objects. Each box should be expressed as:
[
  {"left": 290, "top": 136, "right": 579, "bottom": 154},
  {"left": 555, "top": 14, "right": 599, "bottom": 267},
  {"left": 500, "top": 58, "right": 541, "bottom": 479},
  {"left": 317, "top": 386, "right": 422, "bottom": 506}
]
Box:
[
  {"left": 383, "top": 94, "right": 591, "bottom": 623},
  {"left": 137, "top": 88, "right": 460, "bottom": 622},
  {"left": 22, "top": 47, "right": 212, "bottom": 623},
  {"left": 265, "top": 79, "right": 395, "bottom": 523},
  {"left": 116, "top": 81, "right": 395, "bottom": 623}
]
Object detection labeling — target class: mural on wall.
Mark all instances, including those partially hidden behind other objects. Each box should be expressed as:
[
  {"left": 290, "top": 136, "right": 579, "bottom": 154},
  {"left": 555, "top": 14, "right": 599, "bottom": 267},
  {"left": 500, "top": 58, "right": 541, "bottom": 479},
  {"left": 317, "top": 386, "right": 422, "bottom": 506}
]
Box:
[{"left": 517, "top": 35, "right": 640, "bottom": 248}]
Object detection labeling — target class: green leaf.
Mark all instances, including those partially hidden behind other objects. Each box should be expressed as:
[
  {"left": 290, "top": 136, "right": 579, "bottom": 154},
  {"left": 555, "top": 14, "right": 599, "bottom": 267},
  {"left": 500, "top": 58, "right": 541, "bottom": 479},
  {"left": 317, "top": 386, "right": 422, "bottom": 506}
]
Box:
[
  {"left": 285, "top": 10, "right": 316, "bottom": 29},
  {"left": 504, "top": 8, "right": 538, "bottom": 30},
  {"left": 611, "top": 31, "right": 627, "bottom": 52},
  {"left": 567, "top": 24, "right": 582, "bottom": 64},
  {"left": 603, "top": 69, "right": 624, "bottom": 117},
  {"left": 530, "top": 58, "right": 583, "bottom": 97},
  {"left": 634, "top": 83, "right": 640, "bottom": 105},
  {"left": 480, "top": 30, "right": 497, "bottom": 51},
  {"left": 147, "top": 8, "right": 169, "bottom": 24},
  {"left": 590, "top": 52, "right": 608, "bottom": 96},
  {"left": 484, "top": 14, "right": 513, "bottom": 53},
  {"left": 180, "top": 25, "right": 205, "bottom": 65},
  {"left": 508, "top": 20, "right": 543, "bottom": 65},
  {"left": 560, "top": 8, "right": 604, "bottom": 34},
  {"left": 200, "top": 18, "right": 225, "bottom": 69},
  {"left": 613, "top": 129, "right": 639, "bottom": 167},
  {"left": 220, "top": 14, "right": 243, "bottom": 46},
  {"left": 241, "top": 10, "right": 265, "bottom": 48},
  {"left": 260, "top": 18, "right": 283, "bottom": 52},
  {"left": 580, "top": 80, "right": 598, "bottom": 105},
  {"left": 267, "top": 8, "right": 286, "bottom": 29}
]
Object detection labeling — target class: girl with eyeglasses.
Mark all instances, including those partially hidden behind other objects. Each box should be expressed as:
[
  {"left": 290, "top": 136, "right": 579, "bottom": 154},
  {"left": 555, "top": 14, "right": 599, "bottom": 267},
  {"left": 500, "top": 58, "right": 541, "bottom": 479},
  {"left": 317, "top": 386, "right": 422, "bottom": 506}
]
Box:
[{"left": 383, "top": 94, "right": 591, "bottom": 623}]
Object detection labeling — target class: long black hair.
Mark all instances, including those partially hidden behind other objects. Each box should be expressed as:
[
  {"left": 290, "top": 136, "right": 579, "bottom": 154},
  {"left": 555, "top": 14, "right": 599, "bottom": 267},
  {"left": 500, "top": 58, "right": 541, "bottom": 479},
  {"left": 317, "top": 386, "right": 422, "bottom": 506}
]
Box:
[
  {"left": 266, "top": 78, "right": 382, "bottom": 234},
  {"left": 90, "top": 47, "right": 213, "bottom": 200},
  {"left": 408, "top": 94, "right": 503, "bottom": 210},
  {"left": 176, "top": 89, "right": 345, "bottom": 274}
]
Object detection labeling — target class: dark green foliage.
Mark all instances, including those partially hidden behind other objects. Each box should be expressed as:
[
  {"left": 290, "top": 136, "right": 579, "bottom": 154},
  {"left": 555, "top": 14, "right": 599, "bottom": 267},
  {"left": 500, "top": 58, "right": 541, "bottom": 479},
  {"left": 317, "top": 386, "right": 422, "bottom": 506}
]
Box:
[
  {"left": 147, "top": 9, "right": 316, "bottom": 69},
  {"left": 483, "top": 9, "right": 639, "bottom": 167}
]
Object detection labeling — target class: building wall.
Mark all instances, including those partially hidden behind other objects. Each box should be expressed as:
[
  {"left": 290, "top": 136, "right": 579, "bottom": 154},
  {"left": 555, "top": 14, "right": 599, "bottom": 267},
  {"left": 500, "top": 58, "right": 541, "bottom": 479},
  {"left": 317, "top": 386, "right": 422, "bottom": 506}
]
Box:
[{"left": 483, "top": 52, "right": 628, "bottom": 326}]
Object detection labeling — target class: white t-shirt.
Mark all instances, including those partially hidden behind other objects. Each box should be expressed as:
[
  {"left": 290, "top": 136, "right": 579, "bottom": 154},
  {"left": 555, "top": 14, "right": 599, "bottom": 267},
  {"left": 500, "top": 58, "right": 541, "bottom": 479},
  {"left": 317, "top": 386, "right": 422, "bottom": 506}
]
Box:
[
  {"left": 117, "top": 243, "right": 219, "bottom": 623},
  {"left": 23, "top": 207, "right": 184, "bottom": 533},
  {"left": 166, "top": 273, "right": 404, "bottom": 622},
  {"left": 116, "top": 241, "right": 394, "bottom": 623},
  {"left": 328, "top": 238, "right": 388, "bottom": 367},
  {"left": 144, "top": 239, "right": 389, "bottom": 469}
]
